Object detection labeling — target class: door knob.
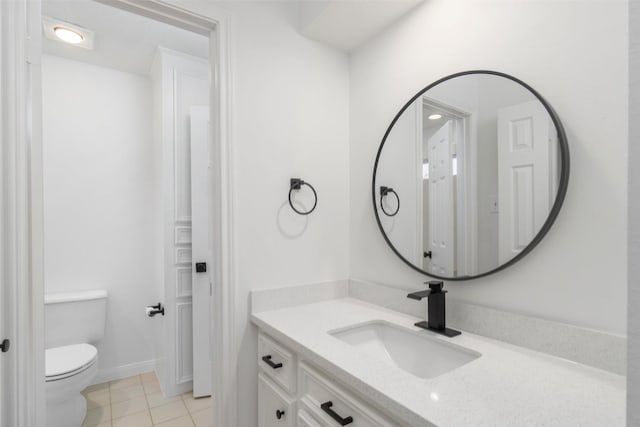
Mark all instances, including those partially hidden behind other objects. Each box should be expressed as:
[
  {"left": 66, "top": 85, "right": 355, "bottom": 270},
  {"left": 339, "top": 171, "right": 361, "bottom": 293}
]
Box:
[{"left": 1, "top": 339, "right": 10, "bottom": 353}]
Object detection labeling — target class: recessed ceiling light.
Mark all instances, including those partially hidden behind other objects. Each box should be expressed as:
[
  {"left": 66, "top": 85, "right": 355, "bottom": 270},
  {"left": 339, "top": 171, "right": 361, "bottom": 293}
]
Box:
[
  {"left": 42, "top": 17, "right": 94, "bottom": 50},
  {"left": 54, "top": 26, "right": 84, "bottom": 44},
  {"left": 428, "top": 114, "right": 443, "bottom": 120}
]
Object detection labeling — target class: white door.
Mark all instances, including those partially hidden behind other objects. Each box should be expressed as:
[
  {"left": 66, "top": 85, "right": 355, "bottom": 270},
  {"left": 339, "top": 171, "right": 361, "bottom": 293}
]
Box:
[
  {"left": 428, "top": 121, "right": 455, "bottom": 276},
  {"left": 497, "top": 100, "right": 552, "bottom": 263},
  {"left": 190, "top": 107, "right": 212, "bottom": 397}
]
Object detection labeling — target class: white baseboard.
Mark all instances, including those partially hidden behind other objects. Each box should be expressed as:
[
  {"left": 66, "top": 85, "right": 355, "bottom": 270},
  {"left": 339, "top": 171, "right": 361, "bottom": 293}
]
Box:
[{"left": 92, "top": 359, "right": 156, "bottom": 385}]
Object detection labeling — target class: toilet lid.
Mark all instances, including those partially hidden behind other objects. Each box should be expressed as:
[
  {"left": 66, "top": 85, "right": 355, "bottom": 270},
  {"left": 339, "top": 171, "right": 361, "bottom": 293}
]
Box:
[{"left": 46, "top": 344, "right": 97, "bottom": 379}]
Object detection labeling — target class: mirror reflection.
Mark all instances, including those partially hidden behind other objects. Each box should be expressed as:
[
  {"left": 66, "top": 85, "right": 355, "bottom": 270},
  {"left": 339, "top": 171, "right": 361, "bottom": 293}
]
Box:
[{"left": 374, "top": 72, "right": 566, "bottom": 279}]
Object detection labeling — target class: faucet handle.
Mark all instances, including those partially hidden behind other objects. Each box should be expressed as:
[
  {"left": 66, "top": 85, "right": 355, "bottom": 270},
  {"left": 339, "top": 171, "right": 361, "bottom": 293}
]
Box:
[{"left": 425, "top": 280, "right": 444, "bottom": 293}]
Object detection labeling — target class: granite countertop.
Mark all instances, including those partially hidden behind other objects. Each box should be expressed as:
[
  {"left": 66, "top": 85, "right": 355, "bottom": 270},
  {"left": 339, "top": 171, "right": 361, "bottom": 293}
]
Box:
[{"left": 251, "top": 297, "right": 625, "bottom": 427}]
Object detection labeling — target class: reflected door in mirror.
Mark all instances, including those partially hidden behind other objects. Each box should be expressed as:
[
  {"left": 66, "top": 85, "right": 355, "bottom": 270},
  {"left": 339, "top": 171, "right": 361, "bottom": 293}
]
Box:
[{"left": 497, "top": 100, "right": 558, "bottom": 264}]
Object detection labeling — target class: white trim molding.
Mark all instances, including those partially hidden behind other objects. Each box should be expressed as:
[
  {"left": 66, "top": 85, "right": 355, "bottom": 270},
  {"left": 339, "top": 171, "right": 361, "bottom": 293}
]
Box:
[
  {"left": 92, "top": 360, "right": 156, "bottom": 386},
  {"left": 124, "top": 3, "right": 237, "bottom": 424},
  {"left": 1, "top": 0, "right": 46, "bottom": 425},
  {"left": 206, "top": 9, "right": 239, "bottom": 427},
  {"left": 13, "top": 0, "right": 237, "bottom": 426},
  {"left": 629, "top": 0, "right": 640, "bottom": 423}
]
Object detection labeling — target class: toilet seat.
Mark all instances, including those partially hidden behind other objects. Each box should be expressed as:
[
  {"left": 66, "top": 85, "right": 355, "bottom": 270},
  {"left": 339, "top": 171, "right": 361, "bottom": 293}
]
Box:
[{"left": 46, "top": 343, "right": 97, "bottom": 382}]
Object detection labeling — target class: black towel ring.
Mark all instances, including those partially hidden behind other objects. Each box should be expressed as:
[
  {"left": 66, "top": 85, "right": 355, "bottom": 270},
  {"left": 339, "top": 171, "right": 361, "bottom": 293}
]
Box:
[
  {"left": 289, "top": 178, "right": 318, "bottom": 215},
  {"left": 380, "top": 186, "right": 400, "bottom": 217}
]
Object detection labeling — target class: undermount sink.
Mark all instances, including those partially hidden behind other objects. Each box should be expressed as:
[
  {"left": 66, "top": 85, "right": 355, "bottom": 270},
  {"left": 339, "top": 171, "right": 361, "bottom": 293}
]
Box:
[{"left": 329, "top": 321, "right": 480, "bottom": 379}]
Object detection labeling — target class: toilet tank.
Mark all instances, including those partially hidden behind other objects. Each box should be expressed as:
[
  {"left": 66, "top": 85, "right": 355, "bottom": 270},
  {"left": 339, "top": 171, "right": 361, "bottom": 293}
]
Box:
[{"left": 44, "top": 290, "right": 108, "bottom": 349}]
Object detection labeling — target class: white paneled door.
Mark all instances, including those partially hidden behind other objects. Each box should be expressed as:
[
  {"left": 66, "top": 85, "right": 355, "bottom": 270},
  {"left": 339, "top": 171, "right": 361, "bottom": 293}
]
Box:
[
  {"left": 190, "top": 107, "right": 213, "bottom": 397},
  {"left": 428, "top": 121, "right": 455, "bottom": 276},
  {"left": 497, "top": 101, "right": 552, "bottom": 263}
]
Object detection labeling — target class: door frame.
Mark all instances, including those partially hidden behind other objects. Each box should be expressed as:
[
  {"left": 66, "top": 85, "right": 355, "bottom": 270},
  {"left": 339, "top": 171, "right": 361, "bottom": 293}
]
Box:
[
  {"left": 413, "top": 99, "right": 424, "bottom": 266},
  {"left": 422, "top": 97, "right": 477, "bottom": 276},
  {"left": 1, "top": 0, "right": 45, "bottom": 424},
  {"left": 4, "top": 1, "right": 238, "bottom": 426}
]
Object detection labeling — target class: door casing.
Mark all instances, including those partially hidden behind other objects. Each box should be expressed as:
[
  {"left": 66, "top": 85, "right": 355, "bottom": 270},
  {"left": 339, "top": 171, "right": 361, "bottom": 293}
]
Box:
[{"left": 5, "top": 0, "right": 237, "bottom": 426}]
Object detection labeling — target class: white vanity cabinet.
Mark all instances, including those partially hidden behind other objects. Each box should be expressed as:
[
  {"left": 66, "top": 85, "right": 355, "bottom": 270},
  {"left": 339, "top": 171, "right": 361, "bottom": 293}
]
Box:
[
  {"left": 258, "top": 333, "right": 297, "bottom": 426},
  {"left": 257, "top": 332, "right": 401, "bottom": 427},
  {"left": 259, "top": 373, "right": 295, "bottom": 427},
  {"left": 297, "top": 410, "right": 323, "bottom": 427},
  {"left": 298, "top": 363, "right": 398, "bottom": 427}
]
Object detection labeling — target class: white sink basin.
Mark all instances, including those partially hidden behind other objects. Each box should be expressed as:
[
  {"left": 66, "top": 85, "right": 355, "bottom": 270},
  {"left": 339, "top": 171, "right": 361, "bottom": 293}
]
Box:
[{"left": 329, "top": 321, "right": 480, "bottom": 379}]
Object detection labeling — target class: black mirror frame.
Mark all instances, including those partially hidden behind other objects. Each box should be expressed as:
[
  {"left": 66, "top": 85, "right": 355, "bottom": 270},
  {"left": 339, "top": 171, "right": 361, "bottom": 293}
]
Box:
[{"left": 372, "top": 70, "right": 570, "bottom": 281}]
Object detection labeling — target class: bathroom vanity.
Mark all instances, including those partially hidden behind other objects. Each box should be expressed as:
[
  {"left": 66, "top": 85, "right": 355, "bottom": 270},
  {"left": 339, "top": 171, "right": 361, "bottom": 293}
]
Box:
[
  {"left": 257, "top": 332, "right": 400, "bottom": 427},
  {"left": 249, "top": 70, "right": 625, "bottom": 425},
  {"left": 251, "top": 284, "right": 625, "bottom": 427}
]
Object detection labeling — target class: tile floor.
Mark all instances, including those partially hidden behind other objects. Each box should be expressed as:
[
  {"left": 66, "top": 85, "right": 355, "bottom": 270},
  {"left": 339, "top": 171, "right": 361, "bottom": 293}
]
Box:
[{"left": 81, "top": 372, "right": 212, "bottom": 427}]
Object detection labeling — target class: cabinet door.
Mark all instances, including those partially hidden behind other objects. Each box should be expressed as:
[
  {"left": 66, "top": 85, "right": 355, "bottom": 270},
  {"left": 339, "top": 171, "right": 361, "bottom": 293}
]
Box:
[
  {"left": 259, "top": 333, "right": 297, "bottom": 394},
  {"left": 299, "top": 363, "right": 400, "bottom": 427},
  {"left": 259, "top": 373, "right": 295, "bottom": 427},
  {"left": 297, "top": 410, "right": 322, "bottom": 427}
]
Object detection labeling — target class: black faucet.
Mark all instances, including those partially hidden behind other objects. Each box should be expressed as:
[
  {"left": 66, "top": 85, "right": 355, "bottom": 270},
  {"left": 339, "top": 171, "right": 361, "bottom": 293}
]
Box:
[{"left": 407, "top": 281, "right": 461, "bottom": 337}]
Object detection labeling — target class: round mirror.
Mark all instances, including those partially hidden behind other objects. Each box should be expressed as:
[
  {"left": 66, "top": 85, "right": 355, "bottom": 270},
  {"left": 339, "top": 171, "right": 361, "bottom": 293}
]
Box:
[{"left": 372, "top": 71, "right": 569, "bottom": 280}]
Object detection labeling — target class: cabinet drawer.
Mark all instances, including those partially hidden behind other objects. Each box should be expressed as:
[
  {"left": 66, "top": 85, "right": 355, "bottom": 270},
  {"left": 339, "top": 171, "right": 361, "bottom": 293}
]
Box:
[
  {"left": 297, "top": 409, "right": 323, "bottom": 427},
  {"left": 259, "top": 333, "right": 296, "bottom": 394},
  {"left": 259, "top": 373, "right": 295, "bottom": 427},
  {"left": 298, "top": 363, "right": 399, "bottom": 427}
]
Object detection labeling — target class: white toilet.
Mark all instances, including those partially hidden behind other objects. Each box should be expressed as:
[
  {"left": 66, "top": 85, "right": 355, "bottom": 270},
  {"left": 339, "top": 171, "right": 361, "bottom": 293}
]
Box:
[{"left": 44, "top": 290, "right": 108, "bottom": 427}]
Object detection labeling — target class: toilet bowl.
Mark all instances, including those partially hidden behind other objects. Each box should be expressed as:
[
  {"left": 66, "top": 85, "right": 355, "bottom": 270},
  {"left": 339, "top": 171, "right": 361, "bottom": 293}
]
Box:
[
  {"left": 45, "top": 344, "right": 99, "bottom": 427},
  {"left": 44, "top": 290, "right": 107, "bottom": 427}
]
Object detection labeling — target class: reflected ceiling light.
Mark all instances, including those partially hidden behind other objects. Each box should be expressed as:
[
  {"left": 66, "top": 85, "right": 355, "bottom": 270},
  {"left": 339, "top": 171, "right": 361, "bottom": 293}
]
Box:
[
  {"left": 428, "top": 114, "right": 442, "bottom": 120},
  {"left": 54, "top": 26, "right": 84, "bottom": 44}
]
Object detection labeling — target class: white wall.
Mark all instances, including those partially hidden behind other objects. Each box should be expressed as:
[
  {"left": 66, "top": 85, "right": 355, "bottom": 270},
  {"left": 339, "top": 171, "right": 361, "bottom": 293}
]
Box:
[
  {"left": 42, "top": 55, "right": 156, "bottom": 379},
  {"left": 350, "top": 0, "right": 628, "bottom": 334},
  {"left": 376, "top": 100, "right": 421, "bottom": 265},
  {"left": 217, "top": 2, "right": 351, "bottom": 426},
  {"left": 628, "top": 0, "right": 639, "bottom": 422}
]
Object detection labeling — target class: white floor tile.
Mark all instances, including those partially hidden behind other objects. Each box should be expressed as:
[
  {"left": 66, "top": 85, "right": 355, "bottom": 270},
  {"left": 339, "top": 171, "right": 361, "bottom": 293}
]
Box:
[
  {"left": 149, "top": 400, "right": 188, "bottom": 424},
  {"left": 111, "top": 395, "right": 148, "bottom": 419},
  {"left": 82, "top": 406, "right": 111, "bottom": 427},
  {"left": 182, "top": 395, "right": 211, "bottom": 414},
  {"left": 140, "top": 371, "right": 157, "bottom": 384},
  {"left": 110, "top": 383, "right": 145, "bottom": 404},
  {"left": 154, "top": 415, "right": 195, "bottom": 427},
  {"left": 112, "top": 410, "right": 152, "bottom": 427},
  {"left": 110, "top": 375, "right": 141, "bottom": 390},
  {"left": 146, "top": 391, "right": 182, "bottom": 409},
  {"left": 190, "top": 408, "right": 212, "bottom": 427},
  {"left": 84, "top": 382, "right": 110, "bottom": 394},
  {"left": 143, "top": 381, "right": 161, "bottom": 395},
  {"left": 86, "top": 390, "right": 111, "bottom": 409}
]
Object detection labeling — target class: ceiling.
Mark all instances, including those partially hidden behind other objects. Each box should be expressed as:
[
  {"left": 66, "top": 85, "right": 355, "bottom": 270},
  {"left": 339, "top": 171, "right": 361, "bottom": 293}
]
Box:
[
  {"left": 41, "top": 0, "right": 209, "bottom": 76},
  {"left": 41, "top": 0, "right": 426, "bottom": 74},
  {"left": 298, "top": 0, "right": 426, "bottom": 51},
  {"left": 423, "top": 104, "right": 456, "bottom": 131}
]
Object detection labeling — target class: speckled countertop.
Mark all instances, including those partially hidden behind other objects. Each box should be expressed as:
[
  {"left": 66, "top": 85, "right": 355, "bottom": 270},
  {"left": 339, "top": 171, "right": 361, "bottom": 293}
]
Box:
[{"left": 251, "top": 297, "right": 625, "bottom": 427}]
